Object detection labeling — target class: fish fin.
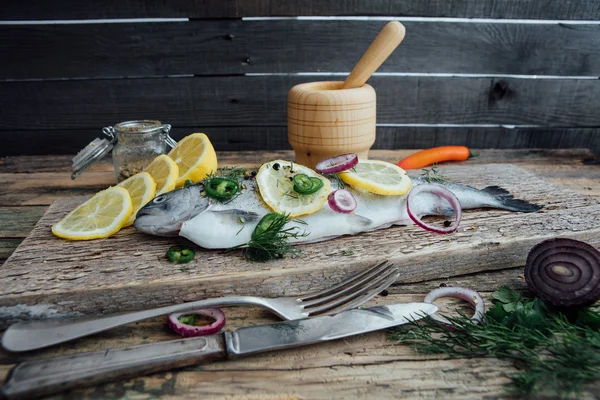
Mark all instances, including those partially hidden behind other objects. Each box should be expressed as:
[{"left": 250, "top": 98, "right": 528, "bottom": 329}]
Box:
[
  {"left": 482, "top": 186, "right": 543, "bottom": 213},
  {"left": 348, "top": 213, "right": 373, "bottom": 226},
  {"left": 212, "top": 210, "right": 261, "bottom": 222}
]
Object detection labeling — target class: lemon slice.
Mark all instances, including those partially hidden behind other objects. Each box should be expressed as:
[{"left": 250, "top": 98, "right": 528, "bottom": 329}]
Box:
[
  {"left": 52, "top": 187, "right": 133, "bottom": 240},
  {"left": 117, "top": 172, "right": 157, "bottom": 227},
  {"left": 256, "top": 160, "right": 331, "bottom": 217},
  {"left": 168, "top": 133, "right": 218, "bottom": 187},
  {"left": 339, "top": 159, "right": 412, "bottom": 195},
  {"left": 145, "top": 154, "right": 179, "bottom": 195}
]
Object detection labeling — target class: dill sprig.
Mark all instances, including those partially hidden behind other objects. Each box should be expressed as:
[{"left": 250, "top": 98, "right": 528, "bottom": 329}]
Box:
[
  {"left": 387, "top": 286, "right": 600, "bottom": 398},
  {"left": 242, "top": 213, "right": 308, "bottom": 262},
  {"left": 420, "top": 165, "right": 448, "bottom": 183},
  {"left": 323, "top": 173, "right": 345, "bottom": 189},
  {"left": 207, "top": 166, "right": 247, "bottom": 181}
]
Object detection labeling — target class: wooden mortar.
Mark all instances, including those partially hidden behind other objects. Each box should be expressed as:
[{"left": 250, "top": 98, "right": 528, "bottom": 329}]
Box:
[
  {"left": 288, "top": 21, "right": 406, "bottom": 169},
  {"left": 288, "top": 81, "right": 376, "bottom": 168}
]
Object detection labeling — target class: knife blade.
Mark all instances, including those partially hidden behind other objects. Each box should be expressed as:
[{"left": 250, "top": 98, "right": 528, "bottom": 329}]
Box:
[{"left": 1, "top": 302, "right": 436, "bottom": 400}]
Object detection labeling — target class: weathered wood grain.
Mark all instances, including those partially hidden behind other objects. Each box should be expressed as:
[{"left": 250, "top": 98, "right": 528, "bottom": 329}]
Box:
[
  {"left": 1, "top": 294, "right": 598, "bottom": 399},
  {"left": 4, "top": 126, "right": 600, "bottom": 157},
  {"left": 1, "top": 164, "right": 598, "bottom": 327},
  {"left": 1, "top": 149, "right": 597, "bottom": 174},
  {"left": 2, "top": 76, "right": 600, "bottom": 131},
  {"left": 2, "top": 0, "right": 600, "bottom": 20},
  {"left": 0, "top": 207, "right": 46, "bottom": 237},
  {"left": 0, "top": 239, "right": 23, "bottom": 262},
  {"left": 0, "top": 150, "right": 597, "bottom": 207},
  {"left": 0, "top": 152, "right": 598, "bottom": 400},
  {"left": 4, "top": 20, "right": 600, "bottom": 79}
]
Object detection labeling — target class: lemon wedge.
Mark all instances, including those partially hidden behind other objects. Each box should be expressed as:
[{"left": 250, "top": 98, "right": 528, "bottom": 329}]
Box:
[
  {"left": 256, "top": 160, "right": 331, "bottom": 217},
  {"left": 117, "top": 172, "right": 157, "bottom": 227},
  {"left": 168, "top": 133, "right": 218, "bottom": 187},
  {"left": 339, "top": 159, "right": 412, "bottom": 195},
  {"left": 145, "top": 154, "right": 179, "bottom": 195},
  {"left": 52, "top": 187, "right": 133, "bottom": 240}
]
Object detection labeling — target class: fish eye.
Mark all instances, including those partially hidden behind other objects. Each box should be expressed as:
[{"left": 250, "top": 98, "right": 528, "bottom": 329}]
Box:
[{"left": 153, "top": 195, "right": 167, "bottom": 204}]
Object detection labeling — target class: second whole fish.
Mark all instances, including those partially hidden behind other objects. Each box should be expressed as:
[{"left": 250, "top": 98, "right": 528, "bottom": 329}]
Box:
[{"left": 134, "top": 163, "right": 542, "bottom": 249}]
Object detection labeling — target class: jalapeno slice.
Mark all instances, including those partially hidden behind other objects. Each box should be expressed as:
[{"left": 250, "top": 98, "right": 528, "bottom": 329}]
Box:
[
  {"left": 309, "top": 177, "right": 324, "bottom": 192},
  {"left": 252, "top": 213, "right": 280, "bottom": 240},
  {"left": 166, "top": 245, "right": 195, "bottom": 264},
  {"left": 293, "top": 174, "right": 322, "bottom": 195},
  {"left": 205, "top": 178, "right": 239, "bottom": 201}
]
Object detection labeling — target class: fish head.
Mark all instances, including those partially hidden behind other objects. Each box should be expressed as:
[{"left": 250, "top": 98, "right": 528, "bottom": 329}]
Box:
[{"left": 134, "top": 183, "right": 210, "bottom": 236}]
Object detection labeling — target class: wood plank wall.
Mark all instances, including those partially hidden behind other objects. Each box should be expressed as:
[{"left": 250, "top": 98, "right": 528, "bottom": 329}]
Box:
[{"left": 0, "top": 0, "right": 599, "bottom": 157}]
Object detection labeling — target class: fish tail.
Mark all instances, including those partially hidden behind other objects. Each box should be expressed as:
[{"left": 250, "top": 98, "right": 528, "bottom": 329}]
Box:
[{"left": 482, "top": 186, "right": 542, "bottom": 213}]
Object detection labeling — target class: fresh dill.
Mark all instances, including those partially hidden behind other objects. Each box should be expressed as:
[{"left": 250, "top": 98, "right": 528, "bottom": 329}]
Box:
[
  {"left": 238, "top": 212, "right": 308, "bottom": 262},
  {"left": 420, "top": 165, "right": 448, "bottom": 183},
  {"left": 324, "top": 173, "right": 345, "bottom": 189},
  {"left": 387, "top": 286, "right": 600, "bottom": 398},
  {"left": 208, "top": 166, "right": 247, "bottom": 181}
]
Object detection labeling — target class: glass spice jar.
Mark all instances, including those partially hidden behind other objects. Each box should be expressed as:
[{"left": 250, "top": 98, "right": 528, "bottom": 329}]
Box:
[
  {"left": 71, "top": 120, "right": 176, "bottom": 182},
  {"left": 108, "top": 120, "right": 176, "bottom": 182}
]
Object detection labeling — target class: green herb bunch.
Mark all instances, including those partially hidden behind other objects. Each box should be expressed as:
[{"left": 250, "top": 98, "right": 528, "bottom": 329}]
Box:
[
  {"left": 208, "top": 166, "right": 247, "bottom": 181},
  {"left": 243, "top": 213, "right": 308, "bottom": 262},
  {"left": 420, "top": 165, "right": 448, "bottom": 183},
  {"left": 389, "top": 286, "right": 600, "bottom": 398}
]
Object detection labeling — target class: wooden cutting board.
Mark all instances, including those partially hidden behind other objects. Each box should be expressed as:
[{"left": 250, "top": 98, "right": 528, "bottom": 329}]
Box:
[{"left": 1, "top": 163, "right": 599, "bottom": 327}]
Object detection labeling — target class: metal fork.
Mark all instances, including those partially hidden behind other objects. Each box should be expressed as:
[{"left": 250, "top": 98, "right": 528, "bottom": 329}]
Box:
[{"left": 2, "top": 261, "right": 399, "bottom": 352}]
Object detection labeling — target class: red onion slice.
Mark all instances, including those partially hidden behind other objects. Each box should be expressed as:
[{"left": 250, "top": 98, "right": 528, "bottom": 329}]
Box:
[
  {"left": 424, "top": 287, "right": 485, "bottom": 325},
  {"left": 315, "top": 153, "right": 359, "bottom": 174},
  {"left": 328, "top": 189, "right": 357, "bottom": 213},
  {"left": 407, "top": 184, "right": 462, "bottom": 234},
  {"left": 168, "top": 308, "right": 226, "bottom": 337}
]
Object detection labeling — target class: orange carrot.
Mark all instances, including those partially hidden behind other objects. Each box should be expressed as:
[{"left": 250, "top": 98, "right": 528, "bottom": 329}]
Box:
[{"left": 397, "top": 146, "right": 473, "bottom": 170}]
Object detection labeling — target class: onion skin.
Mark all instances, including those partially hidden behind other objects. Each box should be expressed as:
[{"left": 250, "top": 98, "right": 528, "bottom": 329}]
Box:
[
  {"left": 524, "top": 238, "right": 600, "bottom": 308},
  {"left": 424, "top": 287, "right": 485, "bottom": 325},
  {"left": 168, "top": 308, "right": 226, "bottom": 337}
]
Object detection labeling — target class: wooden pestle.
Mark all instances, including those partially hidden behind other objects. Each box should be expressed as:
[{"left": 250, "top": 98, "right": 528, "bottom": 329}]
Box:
[{"left": 342, "top": 21, "right": 406, "bottom": 89}]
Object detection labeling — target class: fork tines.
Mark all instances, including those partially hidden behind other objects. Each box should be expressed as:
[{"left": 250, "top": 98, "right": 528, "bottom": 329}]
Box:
[{"left": 298, "top": 260, "right": 400, "bottom": 316}]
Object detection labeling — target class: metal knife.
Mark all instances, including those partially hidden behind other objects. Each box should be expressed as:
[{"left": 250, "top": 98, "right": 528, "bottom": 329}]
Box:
[{"left": 1, "top": 302, "right": 437, "bottom": 400}]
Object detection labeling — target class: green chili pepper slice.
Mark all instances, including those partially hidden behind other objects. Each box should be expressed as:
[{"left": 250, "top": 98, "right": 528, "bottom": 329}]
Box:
[
  {"left": 252, "top": 213, "right": 280, "bottom": 241},
  {"left": 309, "top": 177, "right": 324, "bottom": 192},
  {"left": 166, "top": 245, "right": 195, "bottom": 264},
  {"left": 205, "top": 178, "right": 239, "bottom": 201},
  {"left": 293, "top": 174, "right": 322, "bottom": 195}
]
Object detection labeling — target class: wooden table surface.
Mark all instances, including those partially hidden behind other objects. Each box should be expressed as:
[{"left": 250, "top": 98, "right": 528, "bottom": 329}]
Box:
[{"left": 1, "top": 149, "right": 599, "bottom": 400}]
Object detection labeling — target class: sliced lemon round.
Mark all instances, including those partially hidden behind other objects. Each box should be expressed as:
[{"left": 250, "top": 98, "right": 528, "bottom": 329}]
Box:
[
  {"left": 256, "top": 160, "right": 331, "bottom": 217},
  {"left": 52, "top": 186, "right": 133, "bottom": 240},
  {"left": 339, "top": 159, "right": 412, "bottom": 195},
  {"left": 167, "top": 133, "right": 218, "bottom": 187},
  {"left": 117, "top": 171, "right": 157, "bottom": 227},
  {"left": 144, "top": 154, "right": 179, "bottom": 195}
]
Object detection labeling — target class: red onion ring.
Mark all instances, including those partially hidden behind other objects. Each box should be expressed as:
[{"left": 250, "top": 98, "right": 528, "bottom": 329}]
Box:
[
  {"left": 168, "top": 308, "right": 226, "bottom": 337},
  {"left": 424, "top": 287, "right": 485, "bottom": 325},
  {"left": 315, "top": 153, "right": 359, "bottom": 174},
  {"left": 407, "top": 184, "right": 462, "bottom": 234},
  {"left": 328, "top": 189, "right": 357, "bottom": 213}
]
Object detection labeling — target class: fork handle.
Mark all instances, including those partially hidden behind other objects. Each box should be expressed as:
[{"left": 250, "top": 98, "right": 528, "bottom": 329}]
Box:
[{"left": 2, "top": 296, "right": 269, "bottom": 352}]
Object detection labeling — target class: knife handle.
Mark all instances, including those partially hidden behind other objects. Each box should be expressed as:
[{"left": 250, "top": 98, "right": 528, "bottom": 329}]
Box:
[{"left": 1, "top": 334, "right": 226, "bottom": 400}]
